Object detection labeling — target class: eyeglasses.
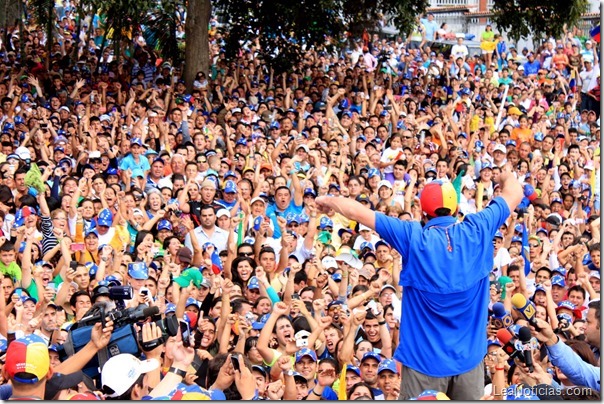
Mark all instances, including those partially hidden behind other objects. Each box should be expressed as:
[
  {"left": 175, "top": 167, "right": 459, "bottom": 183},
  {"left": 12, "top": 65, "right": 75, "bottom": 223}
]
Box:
[
  {"left": 289, "top": 223, "right": 299, "bottom": 228},
  {"left": 402, "top": 136, "right": 413, "bottom": 139},
  {"left": 529, "top": 244, "right": 540, "bottom": 248},
  {"left": 239, "top": 251, "right": 254, "bottom": 257},
  {"left": 197, "top": 159, "right": 207, "bottom": 163}
]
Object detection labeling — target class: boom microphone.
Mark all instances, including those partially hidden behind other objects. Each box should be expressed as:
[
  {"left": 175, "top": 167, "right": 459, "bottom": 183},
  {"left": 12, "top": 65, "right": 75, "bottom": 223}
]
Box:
[
  {"left": 511, "top": 293, "right": 541, "bottom": 331},
  {"left": 491, "top": 302, "right": 513, "bottom": 329},
  {"left": 518, "top": 326, "right": 534, "bottom": 373},
  {"left": 495, "top": 329, "right": 524, "bottom": 361}
]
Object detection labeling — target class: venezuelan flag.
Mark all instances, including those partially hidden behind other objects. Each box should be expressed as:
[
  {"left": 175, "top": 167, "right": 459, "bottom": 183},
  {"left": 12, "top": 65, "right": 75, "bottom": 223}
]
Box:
[
  {"left": 211, "top": 250, "right": 223, "bottom": 274},
  {"left": 590, "top": 25, "right": 600, "bottom": 43}
]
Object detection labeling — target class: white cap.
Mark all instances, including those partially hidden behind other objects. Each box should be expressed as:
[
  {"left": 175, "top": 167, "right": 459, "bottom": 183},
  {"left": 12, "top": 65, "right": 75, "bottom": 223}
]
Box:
[
  {"left": 321, "top": 256, "right": 338, "bottom": 270},
  {"left": 462, "top": 177, "right": 475, "bottom": 190},
  {"left": 250, "top": 196, "right": 266, "bottom": 205},
  {"left": 359, "top": 224, "right": 372, "bottom": 232},
  {"left": 334, "top": 252, "right": 362, "bottom": 270},
  {"left": 589, "top": 271, "right": 600, "bottom": 280},
  {"left": 15, "top": 146, "right": 31, "bottom": 160},
  {"left": 377, "top": 180, "right": 392, "bottom": 189},
  {"left": 216, "top": 208, "right": 231, "bottom": 218},
  {"left": 101, "top": 354, "right": 159, "bottom": 398},
  {"left": 132, "top": 208, "right": 144, "bottom": 217},
  {"left": 493, "top": 144, "right": 507, "bottom": 154}
]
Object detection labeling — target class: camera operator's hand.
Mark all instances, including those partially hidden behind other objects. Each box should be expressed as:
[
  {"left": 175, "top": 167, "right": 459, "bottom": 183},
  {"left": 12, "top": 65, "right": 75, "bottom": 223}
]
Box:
[
  {"left": 140, "top": 322, "right": 164, "bottom": 360},
  {"left": 91, "top": 318, "right": 114, "bottom": 351},
  {"left": 171, "top": 339, "right": 195, "bottom": 370},
  {"left": 233, "top": 354, "right": 256, "bottom": 400}
]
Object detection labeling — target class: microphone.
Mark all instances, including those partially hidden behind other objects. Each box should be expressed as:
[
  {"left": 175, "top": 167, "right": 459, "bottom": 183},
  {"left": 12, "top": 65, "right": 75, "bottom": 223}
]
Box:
[
  {"left": 496, "top": 329, "right": 525, "bottom": 361},
  {"left": 511, "top": 293, "right": 541, "bottom": 331},
  {"left": 518, "top": 326, "right": 534, "bottom": 372},
  {"left": 491, "top": 302, "right": 513, "bottom": 329}
]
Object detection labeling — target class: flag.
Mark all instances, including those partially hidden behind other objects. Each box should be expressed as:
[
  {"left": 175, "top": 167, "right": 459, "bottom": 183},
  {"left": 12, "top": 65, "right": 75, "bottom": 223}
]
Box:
[
  {"left": 569, "top": 69, "right": 577, "bottom": 93},
  {"left": 337, "top": 362, "right": 348, "bottom": 400},
  {"left": 521, "top": 223, "right": 530, "bottom": 276},
  {"left": 236, "top": 211, "right": 245, "bottom": 246},
  {"left": 211, "top": 250, "right": 223, "bottom": 275},
  {"left": 590, "top": 25, "right": 600, "bottom": 43}
]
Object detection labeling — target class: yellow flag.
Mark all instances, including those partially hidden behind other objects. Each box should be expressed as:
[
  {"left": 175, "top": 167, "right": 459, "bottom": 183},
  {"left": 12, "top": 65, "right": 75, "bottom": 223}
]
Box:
[{"left": 337, "top": 362, "right": 347, "bottom": 400}]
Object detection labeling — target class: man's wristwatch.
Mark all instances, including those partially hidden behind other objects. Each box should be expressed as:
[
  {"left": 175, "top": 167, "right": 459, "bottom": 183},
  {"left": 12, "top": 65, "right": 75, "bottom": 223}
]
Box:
[
  {"left": 168, "top": 367, "right": 187, "bottom": 378},
  {"left": 283, "top": 370, "right": 295, "bottom": 377}
]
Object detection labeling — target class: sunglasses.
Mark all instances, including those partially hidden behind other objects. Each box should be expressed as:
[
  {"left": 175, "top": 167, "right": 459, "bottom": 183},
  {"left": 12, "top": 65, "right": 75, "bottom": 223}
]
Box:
[
  {"left": 239, "top": 252, "right": 254, "bottom": 257},
  {"left": 197, "top": 159, "right": 207, "bottom": 163},
  {"left": 529, "top": 244, "right": 540, "bottom": 248}
]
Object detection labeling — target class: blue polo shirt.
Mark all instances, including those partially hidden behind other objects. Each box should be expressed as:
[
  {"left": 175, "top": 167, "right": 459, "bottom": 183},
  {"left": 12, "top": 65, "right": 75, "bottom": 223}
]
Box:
[{"left": 375, "top": 197, "right": 510, "bottom": 377}]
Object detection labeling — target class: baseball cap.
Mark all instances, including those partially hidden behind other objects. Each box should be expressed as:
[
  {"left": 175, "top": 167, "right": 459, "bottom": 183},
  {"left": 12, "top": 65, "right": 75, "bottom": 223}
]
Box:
[
  {"left": 174, "top": 268, "right": 203, "bottom": 288},
  {"left": 157, "top": 219, "right": 173, "bottom": 231},
  {"left": 252, "top": 314, "right": 270, "bottom": 330},
  {"left": 101, "top": 354, "right": 159, "bottom": 398},
  {"left": 377, "top": 358, "right": 399, "bottom": 374},
  {"left": 551, "top": 275, "right": 566, "bottom": 288},
  {"left": 128, "top": 262, "right": 149, "bottom": 280},
  {"left": 360, "top": 351, "right": 382, "bottom": 364},
  {"left": 177, "top": 247, "right": 193, "bottom": 264},
  {"left": 5, "top": 334, "right": 50, "bottom": 383},
  {"left": 96, "top": 208, "right": 113, "bottom": 227},
  {"left": 378, "top": 180, "right": 393, "bottom": 189},
  {"left": 358, "top": 224, "right": 372, "bottom": 232},
  {"left": 319, "top": 216, "right": 334, "bottom": 230},
  {"left": 346, "top": 364, "right": 361, "bottom": 376},
  {"left": 224, "top": 180, "right": 237, "bottom": 194},
  {"left": 45, "top": 371, "right": 85, "bottom": 400},
  {"left": 216, "top": 208, "right": 231, "bottom": 218},
  {"left": 493, "top": 144, "right": 507, "bottom": 154},
  {"left": 321, "top": 256, "right": 338, "bottom": 270},
  {"left": 295, "top": 348, "right": 318, "bottom": 363},
  {"left": 420, "top": 180, "right": 457, "bottom": 217},
  {"left": 247, "top": 276, "right": 260, "bottom": 290},
  {"left": 250, "top": 196, "right": 266, "bottom": 206}
]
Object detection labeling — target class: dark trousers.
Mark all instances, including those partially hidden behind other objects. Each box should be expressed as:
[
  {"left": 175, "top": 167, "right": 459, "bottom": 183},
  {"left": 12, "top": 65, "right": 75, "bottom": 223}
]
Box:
[{"left": 399, "top": 360, "right": 484, "bottom": 400}]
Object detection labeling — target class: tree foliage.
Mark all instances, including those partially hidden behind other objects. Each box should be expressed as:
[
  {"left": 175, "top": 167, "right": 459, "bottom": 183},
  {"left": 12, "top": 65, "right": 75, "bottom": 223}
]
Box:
[
  {"left": 491, "top": 0, "right": 589, "bottom": 42},
  {"left": 214, "top": 0, "right": 429, "bottom": 73},
  {"left": 142, "top": 0, "right": 184, "bottom": 65}
]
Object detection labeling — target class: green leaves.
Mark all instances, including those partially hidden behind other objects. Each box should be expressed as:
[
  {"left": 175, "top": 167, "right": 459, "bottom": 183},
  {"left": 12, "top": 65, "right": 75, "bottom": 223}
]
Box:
[
  {"left": 214, "top": 0, "right": 429, "bottom": 74},
  {"left": 491, "top": 0, "right": 589, "bottom": 42}
]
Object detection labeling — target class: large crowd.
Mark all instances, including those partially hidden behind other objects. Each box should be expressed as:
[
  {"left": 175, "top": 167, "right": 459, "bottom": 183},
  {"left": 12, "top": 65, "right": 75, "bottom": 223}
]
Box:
[{"left": 0, "top": 5, "right": 600, "bottom": 400}]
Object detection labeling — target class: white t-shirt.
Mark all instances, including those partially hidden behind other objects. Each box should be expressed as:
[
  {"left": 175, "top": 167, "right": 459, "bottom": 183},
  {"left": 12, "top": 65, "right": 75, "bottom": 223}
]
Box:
[
  {"left": 492, "top": 247, "right": 511, "bottom": 278},
  {"left": 451, "top": 44, "right": 469, "bottom": 60},
  {"left": 380, "top": 148, "right": 404, "bottom": 174}
]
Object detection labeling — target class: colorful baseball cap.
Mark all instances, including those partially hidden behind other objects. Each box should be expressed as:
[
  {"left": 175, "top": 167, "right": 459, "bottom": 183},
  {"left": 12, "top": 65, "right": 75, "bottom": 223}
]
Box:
[
  {"left": 416, "top": 390, "right": 450, "bottom": 400},
  {"left": 420, "top": 180, "right": 457, "bottom": 217},
  {"left": 556, "top": 300, "right": 582, "bottom": 319},
  {"left": 5, "top": 334, "right": 50, "bottom": 383}
]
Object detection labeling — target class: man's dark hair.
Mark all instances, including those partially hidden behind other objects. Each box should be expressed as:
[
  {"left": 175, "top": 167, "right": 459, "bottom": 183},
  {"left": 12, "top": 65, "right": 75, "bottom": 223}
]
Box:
[
  {"left": 588, "top": 300, "right": 600, "bottom": 328},
  {"left": 568, "top": 285, "right": 586, "bottom": 300},
  {"left": 70, "top": 291, "right": 91, "bottom": 308}
]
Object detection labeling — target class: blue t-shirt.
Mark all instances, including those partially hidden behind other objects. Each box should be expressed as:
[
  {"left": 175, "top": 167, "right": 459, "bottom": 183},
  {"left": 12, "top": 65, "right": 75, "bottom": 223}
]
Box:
[
  {"left": 119, "top": 153, "right": 150, "bottom": 173},
  {"left": 266, "top": 201, "right": 303, "bottom": 239},
  {"left": 375, "top": 197, "right": 510, "bottom": 377}
]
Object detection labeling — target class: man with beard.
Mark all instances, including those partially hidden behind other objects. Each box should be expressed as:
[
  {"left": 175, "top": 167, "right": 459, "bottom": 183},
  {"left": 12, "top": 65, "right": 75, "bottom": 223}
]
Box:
[{"left": 35, "top": 303, "right": 59, "bottom": 345}]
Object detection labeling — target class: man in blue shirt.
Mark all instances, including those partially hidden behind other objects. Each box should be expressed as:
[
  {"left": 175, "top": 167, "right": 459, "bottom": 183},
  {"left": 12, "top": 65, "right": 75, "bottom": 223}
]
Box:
[
  {"left": 118, "top": 138, "right": 150, "bottom": 183},
  {"left": 266, "top": 182, "right": 303, "bottom": 239},
  {"left": 315, "top": 164, "right": 523, "bottom": 399}
]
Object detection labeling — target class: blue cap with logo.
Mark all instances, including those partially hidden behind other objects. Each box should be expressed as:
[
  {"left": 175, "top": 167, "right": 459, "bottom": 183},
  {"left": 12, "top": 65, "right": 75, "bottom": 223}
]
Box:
[
  {"left": 295, "top": 348, "right": 318, "bottom": 363},
  {"left": 128, "top": 262, "right": 149, "bottom": 280},
  {"left": 224, "top": 180, "right": 237, "bottom": 194},
  {"left": 157, "top": 219, "right": 173, "bottom": 231}
]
